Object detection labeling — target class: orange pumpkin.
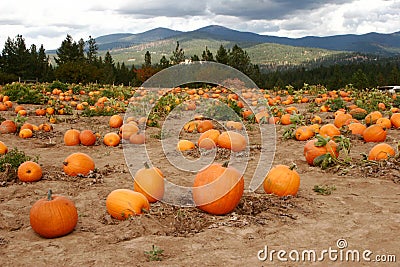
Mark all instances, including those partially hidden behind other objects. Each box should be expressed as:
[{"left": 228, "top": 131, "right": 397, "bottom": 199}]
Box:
[
  {"left": 63, "top": 152, "right": 95, "bottom": 176},
  {"left": 119, "top": 123, "right": 139, "bottom": 140},
  {"left": 0, "top": 141, "right": 7, "bottom": 154},
  {"left": 79, "top": 130, "right": 97, "bottom": 146},
  {"left": 280, "top": 114, "right": 292, "bottom": 125},
  {"left": 30, "top": 190, "right": 78, "bottom": 238},
  {"left": 183, "top": 121, "right": 198, "bottom": 133},
  {"left": 0, "top": 120, "right": 17, "bottom": 134},
  {"left": 64, "top": 129, "right": 81, "bottom": 146},
  {"left": 363, "top": 124, "right": 386, "bottom": 142},
  {"left": 134, "top": 162, "right": 164, "bottom": 203},
  {"left": 106, "top": 189, "right": 150, "bottom": 220},
  {"left": 109, "top": 114, "right": 123, "bottom": 128},
  {"left": 103, "top": 132, "right": 121, "bottom": 147},
  {"left": 197, "top": 120, "right": 213, "bottom": 133},
  {"left": 17, "top": 161, "right": 42, "bottom": 182},
  {"left": 226, "top": 121, "right": 243, "bottom": 130},
  {"left": 347, "top": 122, "right": 366, "bottom": 135},
  {"left": 319, "top": 124, "right": 341, "bottom": 138},
  {"left": 198, "top": 137, "right": 217, "bottom": 150},
  {"left": 198, "top": 129, "right": 220, "bottom": 146},
  {"left": 294, "top": 126, "right": 314, "bottom": 141},
  {"left": 20, "top": 123, "right": 34, "bottom": 131},
  {"left": 177, "top": 139, "right": 195, "bottom": 151},
  {"left": 129, "top": 133, "right": 145, "bottom": 144},
  {"left": 368, "top": 143, "right": 395, "bottom": 161},
  {"left": 192, "top": 163, "right": 244, "bottom": 215},
  {"left": 390, "top": 113, "right": 400, "bottom": 128},
  {"left": 35, "top": 109, "right": 47, "bottom": 116},
  {"left": 263, "top": 165, "right": 300, "bottom": 196},
  {"left": 19, "top": 128, "right": 33, "bottom": 139},
  {"left": 334, "top": 113, "right": 352, "bottom": 128},
  {"left": 304, "top": 136, "right": 339, "bottom": 166},
  {"left": 217, "top": 131, "right": 247, "bottom": 152},
  {"left": 375, "top": 117, "right": 392, "bottom": 129},
  {"left": 365, "top": 111, "right": 382, "bottom": 125}
]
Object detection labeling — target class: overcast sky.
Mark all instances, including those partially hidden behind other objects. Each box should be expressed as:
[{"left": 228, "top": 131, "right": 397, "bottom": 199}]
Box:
[{"left": 1, "top": 0, "right": 399, "bottom": 50}]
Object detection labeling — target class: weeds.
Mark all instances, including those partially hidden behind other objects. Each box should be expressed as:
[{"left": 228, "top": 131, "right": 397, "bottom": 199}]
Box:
[{"left": 144, "top": 245, "right": 164, "bottom": 261}]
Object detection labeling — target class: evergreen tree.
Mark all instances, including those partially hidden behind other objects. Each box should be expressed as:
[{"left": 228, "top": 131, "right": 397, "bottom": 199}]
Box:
[
  {"left": 144, "top": 51, "right": 152, "bottom": 67},
  {"left": 216, "top": 45, "right": 229, "bottom": 65},
  {"left": 86, "top": 36, "right": 98, "bottom": 63},
  {"left": 159, "top": 55, "right": 170, "bottom": 69},
  {"left": 228, "top": 44, "right": 252, "bottom": 74},
  {"left": 55, "top": 35, "right": 85, "bottom": 65},
  {"left": 191, "top": 54, "right": 200, "bottom": 61},
  {"left": 201, "top": 46, "right": 214, "bottom": 61},
  {"left": 170, "top": 41, "right": 185, "bottom": 64}
]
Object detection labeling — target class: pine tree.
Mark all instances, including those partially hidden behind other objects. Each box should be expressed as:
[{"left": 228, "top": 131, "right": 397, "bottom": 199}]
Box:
[
  {"left": 216, "top": 45, "right": 229, "bottom": 64},
  {"left": 170, "top": 41, "right": 185, "bottom": 64},
  {"left": 144, "top": 51, "right": 152, "bottom": 67}
]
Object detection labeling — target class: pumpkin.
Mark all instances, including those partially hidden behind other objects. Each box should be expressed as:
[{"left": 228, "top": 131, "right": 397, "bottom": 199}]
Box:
[
  {"left": 390, "top": 113, "right": 400, "bottom": 128},
  {"left": 294, "top": 126, "right": 314, "bottom": 141},
  {"left": 217, "top": 131, "right": 247, "bottom": 152},
  {"left": 0, "top": 141, "right": 7, "bottom": 154},
  {"left": 255, "top": 110, "right": 269, "bottom": 123},
  {"left": 280, "top": 114, "right": 292, "bottom": 125},
  {"left": 129, "top": 133, "right": 146, "bottom": 144},
  {"left": 106, "top": 189, "right": 150, "bottom": 220},
  {"left": 14, "top": 105, "right": 25, "bottom": 113},
  {"left": 79, "top": 130, "right": 97, "bottom": 146},
  {"left": 363, "top": 124, "right": 386, "bottom": 142},
  {"left": 365, "top": 111, "right": 382, "bottom": 125},
  {"left": 64, "top": 129, "right": 81, "bottom": 146},
  {"left": 318, "top": 124, "right": 341, "bottom": 138},
  {"left": 119, "top": 123, "right": 139, "bottom": 140},
  {"left": 39, "top": 123, "right": 53, "bottom": 132},
  {"left": 134, "top": 162, "right": 164, "bottom": 203},
  {"left": 347, "top": 122, "right": 366, "bottom": 135},
  {"left": 263, "top": 165, "right": 300, "bottom": 196},
  {"left": 349, "top": 107, "right": 367, "bottom": 120},
  {"left": 0, "top": 120, "right": 17, "bottom": 134},
  {"left": 20, "top": 123, "right": 34, "bottom": 131},
  {"left": 198, "top": 129, "right": 220, "bottom": 146},
  {"left": 226, "top": 121, "right": 243, "bottom": 130},
  {"left": 183, "top": 121, "right": 198, "bottom": 133},
  {"left": 197, "top": 120, "right": 213, "bottom": 133},
  {"left": 109, "top": 114, "right": 123, "bottom": 128},
  {"left": 334, "top": 113, "right": 352, "bottom": 128},
  {"left": 375, "top": 117, "right": 392, "bottom": 130},
  {"left": 35, "top": 108, "right": 46, "bottom": 116},
  {"left": 304, "top": 136, "right": 339, "bottom": 166},
  {"left": 311, "top": 115, "right": 322, "bottom": 124},
  {"left": 368, "top": 143, "right": 395, "bottom": 161},
  {"left": 198, "top": 137, "right": 217, "bottom": 150},
  {"left": 17, "top": 161, "right": 42, "bottom": 182},
  {"left": 103, "top": 132, "right": 121, "bottom": 147},
  {"left": 30, "top": 190, "right": 78, "bottom": 238},
  {"left": 177, "top": 139, "right": 195, "bottom": 151},
  {"left": 19, "top": 128, "right": 33, "bottom": 139},
  {"left": 63, "top": 152, "right": 95, "bottom": 176},
  {"left": 192, "top": 162, "right": 244, "bottom": 215}
]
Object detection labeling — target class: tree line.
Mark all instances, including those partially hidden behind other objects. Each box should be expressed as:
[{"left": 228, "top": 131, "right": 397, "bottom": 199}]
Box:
[{"left": 1, "top": 34, "right": 400, "bottom": 89}]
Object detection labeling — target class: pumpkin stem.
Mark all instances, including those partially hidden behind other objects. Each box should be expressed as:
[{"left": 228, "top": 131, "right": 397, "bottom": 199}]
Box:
[
  {"left": 222, "top": 161, "right": 229, "bottom": 168},
  {"left": 289, "top": 163, "right": 297, "bottom": 170},
  {"left": 144, "top": 162, "right": 150, "bottom": 169},
  {"left": 47, "top": 189, "right": 52, "bottom": 201}
]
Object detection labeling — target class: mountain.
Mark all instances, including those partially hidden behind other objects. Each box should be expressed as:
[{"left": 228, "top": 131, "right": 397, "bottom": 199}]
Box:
[{"left": 96, "top": 25, "right": 400, "bottom": 55}]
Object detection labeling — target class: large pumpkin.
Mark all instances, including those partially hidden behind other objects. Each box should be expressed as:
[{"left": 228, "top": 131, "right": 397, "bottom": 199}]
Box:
[
  {"left": 134, "top": 162, "right": 164, "bottom": 203},
  {"left": 0, "top": 120, "right": 17, "bottom": 134},
  {"left": 294, "top": 126, "right": 314, "bottom": 141},
  {"left": 263, "top": 165, "right": 300, "bottom": 197},
  {"left": 368, "top": 143, "right": 395, "bottom": 161},
  {"left": 192, "top": 163, "right": 244, "bottom": 215},
  {"left": 30, "top": 190, "right": 78, "bottom": 238},
  {"left": 334, "top": 113, "right": 352, "bottom": 128},
  {"left": 304, "top": 136, "right": 339, "bottom": 166},
  {"left": 79, "top": 130, "right": 97, "bottom": 146},
  {"left": 365, "top": 111, "right": 382, "bottom": 125},
  {"left": 390, "top": 113, "right": 400, "bottom": 128},
  {"left": 17, "top": 161, "right": 42, "bottom": 182},
  {"left": 363, "top": 124, "right": 387, "bottom": 142},
  {"left": 347, "top": 122, "right": 367, "bottom": 135},
  {"left": 106, "top": 189, "right": 150, "bottom": 220},
  {"left": 63, "top": 152, "right": 95, "bottom": 176}
]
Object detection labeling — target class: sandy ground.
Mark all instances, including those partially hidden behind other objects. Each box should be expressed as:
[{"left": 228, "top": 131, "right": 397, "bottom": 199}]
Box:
[{"left": 0, "top": 106, "right": 399, "bottom": 267}]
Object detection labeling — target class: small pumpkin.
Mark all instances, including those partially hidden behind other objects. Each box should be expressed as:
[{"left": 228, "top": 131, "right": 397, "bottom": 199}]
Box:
[
  {"left": 134, "top": 162, "right": 164, "bottom": 203},
  {"left": 119, "top": 123, "right": 139, "bottom": 140},
  {"left": 368, "top": 143, "right": 395, "bottom": 161},
  {"left": 30, "top": 190, "right": 78, "bottom": 238},
  {"left": 19, "top": 128, "right": 33, "bottom": 139},
  {"left": 0, "top": 141, "right": 7, "bottom": 154},
  {"left": 192, "top": 162, "right": 244, "bottom": 215},
  {"left": 183, "top": 121, "right": 198, "bottom": 133},
  {"left": 363, "top": 124, "right": 387, "bottom": 142},
  {"left": 177, "top": 139, "right": 195, "bottom": 151},
  {"left": 365, "top": 111, "right": 382, "bottom": 125},
  {"left": 63, "top": 152, "right": 95, "bottom": 176},
  {"left": 129, "top": 133, "right": 145, "bottom": 144},
  {"left": 197, "top": 120, "right": 213, "bottom": 133},
  {"left": 109, "top": 114, "right": 123, "bottom": 128},
  {"left": 303, "top": 135, "right": 339, "bottom": 166},
  {"left": 349, "top": 107, "right": 367, "bottom": 120},
  {"left": 294, "top": 126, "right": 314, "bottom": 141},
  {"left": 226, "top": 121, "right": 243, "bottom": 130},
  {"left": 319, "top": 124, "right": 341, "bottom": 138},
  {"left": 376, "top": 117, "right": 392, "bottom": 129},
  {"left": 347, "top": 122, "right": 366, "bottom": 135},
  {"left": 64, "top": 129, "right": 81, "bottom": 146},
  {"left": 17, "top": 161, "right": 42, "bottom": 182},
  {"left": 79, "top": 130, "right": 97, "bottom": 146},
  {"left": 106, "top": 189, "right": 150, "bottom": 220},
  {"left": 198, "top": 137, "right": 217, "bottom": 150},
  {"left": 263, "top": 165, "right": 300, "bottom": 197},
  {"left": 280, "top": 114, "right": 292, "bottom": 125},
  {"left": 103, "top": 132, "right": 121, "bottom": 147},
  {"left": 0, "top": 120, "right": 17, "bottom": 134},
  {"left": 217, "top": 131, "right": 247, "bottom": 152},
  {"left": 198, "top": 129, "right": 220, "bottom": 146},
  {"left": 334, "top": 113, "right": 352, "bottom": 128}
]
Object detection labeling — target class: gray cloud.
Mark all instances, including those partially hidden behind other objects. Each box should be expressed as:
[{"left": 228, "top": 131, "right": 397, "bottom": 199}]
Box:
[{"left": 0, "top": 18, "right": 24, "bottom": 26}]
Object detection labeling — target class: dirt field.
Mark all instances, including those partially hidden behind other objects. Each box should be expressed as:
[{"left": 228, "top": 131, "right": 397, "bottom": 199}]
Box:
[{"left": 0, "top": 105, "right": 399, "bottom": 267}]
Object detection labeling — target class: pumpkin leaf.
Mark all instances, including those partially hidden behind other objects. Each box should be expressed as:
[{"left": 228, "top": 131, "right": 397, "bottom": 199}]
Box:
[
  {"left": 314, "top": 134, "right": 330, "bottom": 147},
  {"left": 313, "top": 154, "right": 328, "bottom": 167}
]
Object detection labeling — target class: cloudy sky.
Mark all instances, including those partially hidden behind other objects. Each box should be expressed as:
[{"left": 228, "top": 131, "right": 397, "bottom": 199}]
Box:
[{"left": 1, "top": 0, "right": 399, "bottom": 50}]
